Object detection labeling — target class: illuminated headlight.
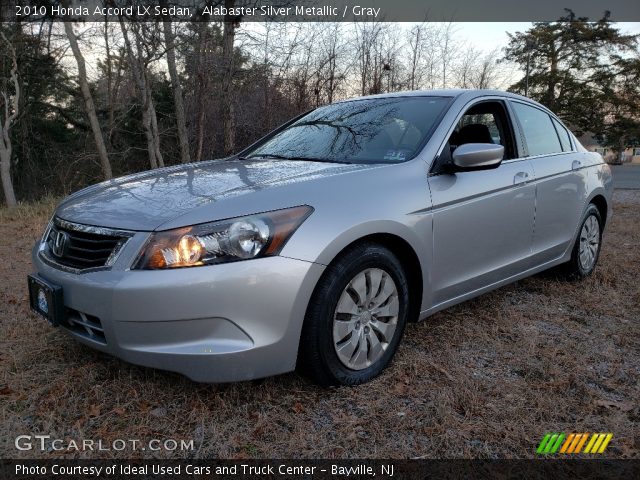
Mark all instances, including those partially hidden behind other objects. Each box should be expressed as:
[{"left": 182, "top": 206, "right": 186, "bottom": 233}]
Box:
[{"left": 134, "top": 206, "right": 313, "bottom": 269}]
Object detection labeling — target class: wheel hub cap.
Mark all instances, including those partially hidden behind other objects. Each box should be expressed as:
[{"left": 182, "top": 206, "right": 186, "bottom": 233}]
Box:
[
  {"left": 579, "top": 215, "right": 600, "bottom": 271},
  {"left": 332, "top": 268, "right": 399, "bottom": 371}
]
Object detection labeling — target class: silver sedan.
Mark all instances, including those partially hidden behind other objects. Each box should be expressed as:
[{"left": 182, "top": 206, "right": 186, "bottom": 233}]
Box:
[{"left": 29, "top": 90, "right": 613, "bottom": 385}]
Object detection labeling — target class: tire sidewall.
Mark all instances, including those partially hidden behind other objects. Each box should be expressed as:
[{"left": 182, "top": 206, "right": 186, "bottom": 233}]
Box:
[{"left": 572, "top": 205, "right": 603, "bottom": 277}]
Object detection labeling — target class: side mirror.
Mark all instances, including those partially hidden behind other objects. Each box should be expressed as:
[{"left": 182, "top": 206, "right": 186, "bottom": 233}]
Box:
[{"left": 452, "top": 143, "right": 504, "bottom": 171}]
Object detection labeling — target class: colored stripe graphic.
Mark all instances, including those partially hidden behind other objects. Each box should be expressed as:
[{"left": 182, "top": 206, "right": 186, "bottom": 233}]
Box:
[
  {"left": 536, "top": 433, "right": 566, "bottom": 454},
  {"left": 590, "top": 433, "right": 606, "bottom": 453},
  {"left": 538, "top": 433, "right": 612, "bottom": 454},
  {"left": 559, "top": 433, "right": 575, "bottom": 453},
  {"left": 574, "top": 433, "right": 589, "bottom": 453},
  {"left": 544, "top": 434, "right": 559, "bottom": 453},
  {"left": 567, "top": 433, "right": 585, "bottom": 453},
  {"left": 537, "top": 433, "right": 553, "bottom": 454},
  {"left": 583, "top": 433, "right": 599, "bottom": 453},
  {"left": 596, "top": 433, "right": 613, "bottom": 454},
  {"left": 549, "top": 433, "right": 565, "bottom": 453}
]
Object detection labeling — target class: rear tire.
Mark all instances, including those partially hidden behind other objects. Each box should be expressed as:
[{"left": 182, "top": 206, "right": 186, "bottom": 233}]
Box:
[
  {"left": 563, "top": 204, "right": 603, "bottom": 279},
  {"left": 298, "top": 243, "right": 409, "bottom": 386}
]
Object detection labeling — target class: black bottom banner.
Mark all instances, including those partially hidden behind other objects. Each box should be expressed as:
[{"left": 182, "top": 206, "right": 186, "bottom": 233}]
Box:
[{"left": 1, "top": 459, "right": 639, "bottom": 480}]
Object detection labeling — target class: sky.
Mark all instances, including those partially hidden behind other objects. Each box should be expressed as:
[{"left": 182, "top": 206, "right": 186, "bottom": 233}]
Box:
[
  {"left": 450, "top": 22, "right": 640, "bottom": 53},
  {"left": 66, "top": 21, "right": 640, "bottom": 88}
]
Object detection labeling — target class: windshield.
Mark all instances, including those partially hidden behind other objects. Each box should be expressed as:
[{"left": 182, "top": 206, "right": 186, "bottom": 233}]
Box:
[{"left": 244, "top": 96, "right": 451, "bottom": 164}]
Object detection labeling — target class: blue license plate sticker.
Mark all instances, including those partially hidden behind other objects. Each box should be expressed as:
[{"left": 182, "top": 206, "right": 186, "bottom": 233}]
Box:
[{"left": 37, "top": 289, "right": 49, "bottom": 314}]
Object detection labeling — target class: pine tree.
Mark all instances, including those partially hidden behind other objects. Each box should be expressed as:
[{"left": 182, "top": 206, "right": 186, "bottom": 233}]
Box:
[{"left": 503, "top": 10, "right": 639, "bottom": 157}]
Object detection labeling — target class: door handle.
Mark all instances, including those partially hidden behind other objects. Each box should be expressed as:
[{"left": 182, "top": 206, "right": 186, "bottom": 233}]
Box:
[
  {"left": 513, "top": 172, "right": 529, "bottom": 185},
  {"left": 572, "top": 160, "right": 583, "bottom": 170}
]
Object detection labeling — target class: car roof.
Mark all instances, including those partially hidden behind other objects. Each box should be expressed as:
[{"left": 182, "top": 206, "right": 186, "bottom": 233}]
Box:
[{"left": 336, "top": 89, "right": 550, "bottom": 112}]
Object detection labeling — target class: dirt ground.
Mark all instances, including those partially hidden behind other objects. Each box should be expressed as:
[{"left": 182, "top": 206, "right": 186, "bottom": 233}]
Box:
[{"left": 0, "top": 192, "right": 638, "bottom": 459}]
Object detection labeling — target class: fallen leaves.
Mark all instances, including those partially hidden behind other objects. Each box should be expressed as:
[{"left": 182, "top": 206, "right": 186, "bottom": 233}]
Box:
[
  {"left": 87, "top": 404, "right": 101, "bottom": 417},
  {"left": 0, "top": 386, "right": 14, "bottom": 396},
  {"left": 428, "top": 361, "right": 455, "bottom": 382},
  {"left": 150, "top": 407, "right": 167, "bottom": 418},
  {"left": 594, "top": 399, "right": 634, "bottom": 412}
]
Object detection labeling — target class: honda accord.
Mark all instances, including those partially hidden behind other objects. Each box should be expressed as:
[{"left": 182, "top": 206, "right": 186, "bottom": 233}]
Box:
[{"left": 29, "top": 90, "right": 613, "bottom": 386}]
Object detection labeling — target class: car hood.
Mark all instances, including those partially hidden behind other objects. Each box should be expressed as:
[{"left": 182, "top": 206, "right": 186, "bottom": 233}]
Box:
[{"left": 56, "top": 158, "right": 374, "bottom": 231}]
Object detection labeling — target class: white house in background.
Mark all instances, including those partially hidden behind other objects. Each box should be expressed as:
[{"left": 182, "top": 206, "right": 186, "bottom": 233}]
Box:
[{"left": 576, "top": 133, "right": 640, "bottom": 165}]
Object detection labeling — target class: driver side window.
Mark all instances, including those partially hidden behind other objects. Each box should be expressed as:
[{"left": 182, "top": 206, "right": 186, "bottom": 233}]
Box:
[
  {"left": 449, "top": 102, "right": 515, "bottom": 159},
  {"left": 434, "top": 100, "right": 516, "bottom": 173}
]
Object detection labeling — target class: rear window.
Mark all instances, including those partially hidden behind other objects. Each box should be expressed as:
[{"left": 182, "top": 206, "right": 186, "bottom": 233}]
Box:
[
  {"left": 511, "top": 102, "right": 563, "bottom": 156},
  {"left": 551, "top": 117, "right": 572, "bottom": 152}
]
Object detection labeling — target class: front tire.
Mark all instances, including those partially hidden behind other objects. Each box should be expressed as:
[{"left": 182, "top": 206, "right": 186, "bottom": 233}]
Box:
[
  {"left": 564, "top": 204, "right": 603, "bottom": 279},
  {"left": 298, "top": 243, "right": 409, "bottom": 386}
]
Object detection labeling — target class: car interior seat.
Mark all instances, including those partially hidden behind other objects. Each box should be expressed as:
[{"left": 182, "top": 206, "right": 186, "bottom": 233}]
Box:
[{"left": 456, "top": 124, "right": 494, "bottom": 145}]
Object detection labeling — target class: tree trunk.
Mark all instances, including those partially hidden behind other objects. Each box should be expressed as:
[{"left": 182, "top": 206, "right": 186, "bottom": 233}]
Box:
[
  {"left": 221, "top": 0, "right": 237, "bottom": 156},
  {"left": 162, "top": 14, "right": 191, "bottom": 164},
  {"left": 0, "top": 30, "right": 20, "bottom": 207},
  {"left": 0, "top": 146, "right": 17, "bottom": 207},
  {"left": 103, "top": 20, "right": 115, "bottom": 143},
  {"left": 619, "top": 139, "right": 626, "bottom": 164},
  {"left": 119, "top": 20, "right": 160, "bottom": 169},
  {"left": 146, "top": 82, "right": 165, "bottom": 167},
  {"left": 141, "top": 101, "right": 158, "bottom": 169},
  {"left": 196, "top": 108, "right": 205, "bottom": 162},
  {"left": 64, "top": 22, "right": 113, "bottom": 179},
  {"left": 545, "top": 38, "right": 559, "bottom": 110},
  {"left": 193, "top": 21, "right": 208, "bottom": 162},
  {"left": 134, "top": 28, "right": 164, "bottom": 168}
]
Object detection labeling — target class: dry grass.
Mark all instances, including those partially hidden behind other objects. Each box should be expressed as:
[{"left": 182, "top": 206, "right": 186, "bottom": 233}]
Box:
[
  {"left": 1, "top": 192, "right": 638, "bottom": 459},
  {"left": 0, "top": 196, "right": 60, "bottom": 225}
]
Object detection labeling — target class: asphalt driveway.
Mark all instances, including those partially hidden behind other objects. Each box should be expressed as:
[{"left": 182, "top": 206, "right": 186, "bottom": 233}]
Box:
[{"left": 611, "top": 164, "right": 640, "bottom": 189}]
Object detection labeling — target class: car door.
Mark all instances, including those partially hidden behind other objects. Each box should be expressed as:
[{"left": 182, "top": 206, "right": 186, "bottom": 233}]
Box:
[
  {"left": 428, "top": 99, "right": 536, "bottom": 307},
  {"left": 509, "top": 101, "right": 587, "bottom": 264}
]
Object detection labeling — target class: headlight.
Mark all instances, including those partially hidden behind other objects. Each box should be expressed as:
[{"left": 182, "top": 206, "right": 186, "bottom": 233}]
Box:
[{"left": 133, "top": 206, "right": 313, "bottom": 270}]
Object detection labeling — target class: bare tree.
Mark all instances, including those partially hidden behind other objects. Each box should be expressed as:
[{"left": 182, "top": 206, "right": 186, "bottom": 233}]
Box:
[
  {"left": 0, "top": 30, "right": 19, "bottom": 207},
  {"left": 64, "top": 22, "right": 113, "bottom": 179},
  {"left": 317, "top": 24, "right": 349, "bottom": 103},
  {"left": 103, "top": 19, "right": 114, "bottom": 137},
  {"left": 438, "top": 22, "right": 457, "bottom": 88},
  {"left": 353, "top": 21, "right": 387, "bottom": 95},
  {"left": 472, "top": 49, "right": 502, "bottom": 89},
  {"left": 454, "top": 46, "right": 502, "bottom": 89},
  {"left": 408, "top": 25, "right": 421, "bottom": 90},
  {"left": 102, "top": 19, "right": 117, "bottom": 142},
  {"left": 162, "top": 4, "right": 190, "bottom": 163},
  {"left": 454, "top": 45, "right": 480, "bottom": 88},
  {"left": 191, "top": 20, "right": 210, "bottom": 162},
  {"left": 221, "top": 0, "right": 239, "bottom": 155},
  {"left": 119, "top": 19, "right": 164, "bottom": 168}
]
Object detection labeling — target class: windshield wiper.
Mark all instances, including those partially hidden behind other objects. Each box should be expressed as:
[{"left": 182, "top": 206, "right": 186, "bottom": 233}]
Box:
[
  {"left": 289, "top": 157, "right": 353, "bottom": 164},
  {"left": 240, "top": 154, "right": 351, "bottom": 164},
  {"left": 241, "top": 153, "right": 291, "bottom": 160}
]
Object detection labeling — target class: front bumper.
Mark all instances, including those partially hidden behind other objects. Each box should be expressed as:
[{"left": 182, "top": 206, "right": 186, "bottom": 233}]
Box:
[{"left": 32, "top": 245, "right": 324, "bottom": 382}]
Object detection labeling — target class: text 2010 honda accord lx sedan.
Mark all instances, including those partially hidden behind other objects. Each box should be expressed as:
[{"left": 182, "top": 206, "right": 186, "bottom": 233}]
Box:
[{"left": 29, "top": 90, "right": 613, "bottom": 386}]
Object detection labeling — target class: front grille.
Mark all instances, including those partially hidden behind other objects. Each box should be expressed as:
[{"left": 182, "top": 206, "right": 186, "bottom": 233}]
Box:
[
  {"left": 63, "top": 308, "right": 107, "bottom": 344},
  {"left": 46, "top": 220, "right": 128, "bottom": 270}
]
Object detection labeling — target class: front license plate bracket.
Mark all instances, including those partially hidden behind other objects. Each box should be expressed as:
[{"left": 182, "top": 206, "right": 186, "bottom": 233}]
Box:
[{"left": 27, "top": 274, "right": 64, "bottom": 326}]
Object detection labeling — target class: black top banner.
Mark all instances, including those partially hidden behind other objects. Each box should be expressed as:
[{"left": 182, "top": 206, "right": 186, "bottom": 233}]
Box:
[{"left": 2, "top": 0, "right": 640, "bottom": 22}]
